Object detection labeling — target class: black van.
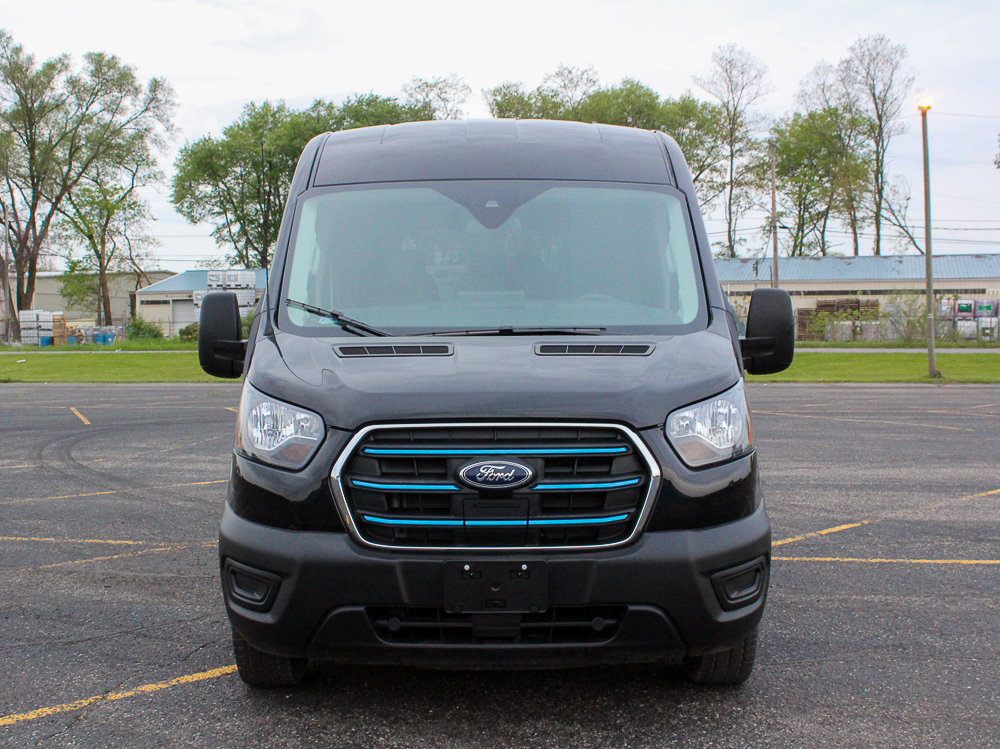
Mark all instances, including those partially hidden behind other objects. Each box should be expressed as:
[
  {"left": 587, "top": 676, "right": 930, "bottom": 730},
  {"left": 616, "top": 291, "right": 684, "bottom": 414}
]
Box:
[{"left": 199, "top": 119, "right": 794, "bottom": 688}]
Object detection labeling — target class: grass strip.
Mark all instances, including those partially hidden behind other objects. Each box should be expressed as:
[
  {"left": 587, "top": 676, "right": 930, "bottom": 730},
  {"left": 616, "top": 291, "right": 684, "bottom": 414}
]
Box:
[
  {"left": 0, "top": 351, "right": 997, "bottom": 384},
  {"left": 0, "top": 339, "right": 197, "bottom": 353},
  {"left": 0, "top": 352, "right": 220, "bottom": 383},
  {"left": 793, "top": 339, "right": 1000, "bottom": 349},
  {"left": 748, "top": 353, "right": 1000, "bottom": 383}
]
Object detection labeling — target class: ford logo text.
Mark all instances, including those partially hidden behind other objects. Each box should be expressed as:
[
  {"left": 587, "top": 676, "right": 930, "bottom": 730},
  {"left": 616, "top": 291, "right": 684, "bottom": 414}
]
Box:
[{"left": 457, "top": 460, "right": 534, "bottom": 490}]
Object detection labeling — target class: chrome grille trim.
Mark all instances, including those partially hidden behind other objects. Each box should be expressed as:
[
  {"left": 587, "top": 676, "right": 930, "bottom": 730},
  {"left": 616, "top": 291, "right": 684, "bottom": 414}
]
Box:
[{"left": 330, "top": 422, "right": 662, "bottom": 552}]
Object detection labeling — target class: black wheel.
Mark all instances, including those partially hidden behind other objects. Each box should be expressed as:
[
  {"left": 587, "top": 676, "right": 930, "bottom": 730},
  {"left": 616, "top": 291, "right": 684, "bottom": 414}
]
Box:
[
  {"left": 232, "top": 629, "right": 307, "bottom": 688},
  {"left": 683, "top": 629, "right": 758, "bottom": 686}
]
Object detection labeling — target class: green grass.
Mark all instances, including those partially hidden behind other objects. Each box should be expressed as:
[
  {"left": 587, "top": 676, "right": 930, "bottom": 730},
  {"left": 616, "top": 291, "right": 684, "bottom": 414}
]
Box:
[
  {"left": 0, "top": 338, "right": 197, "bottom": 353},
  {"left": 0, "top": 350, "right": 997, "bottom": 385},
  {"left": 796, "top": 339, "right": 1000, "bottom": 349},
  {"left": 748, "top": 353, "right": 1000, "bottom": 383},
  {"left": 0, "top": 352, "right": 220, "bottom": 383}
]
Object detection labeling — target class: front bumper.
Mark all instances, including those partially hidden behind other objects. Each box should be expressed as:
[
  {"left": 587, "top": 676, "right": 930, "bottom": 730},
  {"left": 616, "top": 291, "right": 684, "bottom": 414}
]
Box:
[{"left": 219, "top": 501, "right": 770, "bottom": 667}]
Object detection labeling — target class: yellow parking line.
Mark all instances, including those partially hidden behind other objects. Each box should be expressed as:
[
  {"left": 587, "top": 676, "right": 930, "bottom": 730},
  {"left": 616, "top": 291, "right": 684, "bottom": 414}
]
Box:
[
  {"left": 0, "top": 536, "right": 145, "bottom": 545},
  {"left": 751, "top": 410, "right": 970, "bottom": 432},
  {"left": 775, "top": 556, "right": 1000, "bottom": 565},
  {"left": 33, "top": 545, "right": 186, "bottom": 570},
  {"left": 224, "top": 406, "right": 238, "bottom": 412},
  {"left": 69, "top": 407, "right": 90, "bottom": 425},
  {"left": 772, "top": 521, "right": 869, "bottom": 547},
  {"left": 953, "top": 488, "right": 1000, "bottom": 502},
  {"left": 0, "top": 665, "right": 238, "bottom": 727},
  {"left": 0, "top": 479, "right": 228, "bottom": 506}
]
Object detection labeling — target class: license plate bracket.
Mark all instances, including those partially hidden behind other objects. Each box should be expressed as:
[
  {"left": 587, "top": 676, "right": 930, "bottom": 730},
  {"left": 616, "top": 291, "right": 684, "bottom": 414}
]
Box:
[{"left": 443, "top": 561, "right": 547, "bottom": 614}]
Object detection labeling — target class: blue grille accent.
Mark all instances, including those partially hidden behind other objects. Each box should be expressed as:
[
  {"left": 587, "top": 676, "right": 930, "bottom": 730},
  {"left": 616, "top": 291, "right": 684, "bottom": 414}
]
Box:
[
  {"left": 352, "top": 479, "right": 461, "bottom": 492},
  {"left": 363, "top": 515, "right": 464, "bottom": 527},
  {"left": 529, "top": 514, "right": 631, "bottom": 526},
  {"left": 534, "top": 477, "right": 642, "bottom": 491}
]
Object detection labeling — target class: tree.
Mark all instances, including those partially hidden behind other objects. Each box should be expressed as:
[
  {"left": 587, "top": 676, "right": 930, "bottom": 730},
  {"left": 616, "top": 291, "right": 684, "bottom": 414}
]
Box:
[
  {"left": 56, "top": 157, "right": 159, "bottom": 324},
  {"left": 575, "top": 79, "right": 663, "bottom": 129},
  {"left": 482, "top": 68, "right": 726, "bottom": 200},
  {"left": 482, "top": 80, "right": 565, "bottom": 119},
  {"left": 172, "top": 101, "right": 307, "bottom": 270},
  {"left": 57, "top": 256, "right": 102, "bottom": 320},
  {"left": 659, "top": 94, "right": 726, "bottom": 204},
  {"left": 769, "top": 107, "right": 871, "bottom": 256},
  {"left": 403, "top": 74, "right": 471, "bottom": 120},
  {"left": 172, "top": 95, "right": 432, "bottom": 269},
  {"left": 0, "top": 30, "right": 174, "bottom": 336},
  {"left": 838, "top": 35, "right": 915, "bottom": 255},
  {"left": 694, "top": 45, "right": 772, "bottom": 258},
  {"left": 797, "top": 62, "right": 872, "bottom": 255}
]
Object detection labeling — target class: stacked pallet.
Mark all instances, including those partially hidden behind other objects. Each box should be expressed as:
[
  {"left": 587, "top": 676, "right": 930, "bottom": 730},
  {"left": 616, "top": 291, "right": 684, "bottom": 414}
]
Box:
[{"left": 18, "top": 310, "right": 68, "bottom": 345}]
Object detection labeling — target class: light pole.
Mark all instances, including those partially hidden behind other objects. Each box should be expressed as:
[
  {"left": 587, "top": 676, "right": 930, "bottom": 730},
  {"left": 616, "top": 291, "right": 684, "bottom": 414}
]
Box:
[
  {"left": 918, "top": 95, "right": 941, "bottom": 378},
  {"left": 769, "top": 140, "right": 779, "bottom": 288}
]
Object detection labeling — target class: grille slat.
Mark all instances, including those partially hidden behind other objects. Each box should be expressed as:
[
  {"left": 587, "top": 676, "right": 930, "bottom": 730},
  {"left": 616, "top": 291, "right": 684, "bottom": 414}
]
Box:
[{"left": 337, "top": 424, "right": 654, "bottom": 549}]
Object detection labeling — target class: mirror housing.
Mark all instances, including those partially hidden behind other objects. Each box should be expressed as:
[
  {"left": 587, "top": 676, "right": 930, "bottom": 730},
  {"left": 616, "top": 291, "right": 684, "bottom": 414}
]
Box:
[
  {"left": 198, "top": 292, "right": 245, "bottom": 378},
  {"left": 740, "top": 288, "right": 794, "bottom": 375}
]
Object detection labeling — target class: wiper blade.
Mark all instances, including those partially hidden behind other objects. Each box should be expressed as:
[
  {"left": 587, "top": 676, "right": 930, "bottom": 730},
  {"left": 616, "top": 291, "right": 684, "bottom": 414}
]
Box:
[
  {"left": 424, "top": 326, "right": 607, "bottom": 337},
  {"left": 285, "top": 299, "right": 389, "bottom": 337}
]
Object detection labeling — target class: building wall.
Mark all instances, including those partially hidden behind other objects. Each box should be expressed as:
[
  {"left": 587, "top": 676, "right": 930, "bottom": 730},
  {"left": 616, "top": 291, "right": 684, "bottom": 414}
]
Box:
[
  {"left": 5, "top": 271, "right": 175, "bottom": 324},
  {"left": 2, "top": 271, "right": 175, "bottom": 339},
  {"left": 721, "top": 278, "right": 1000, "bottom": 315}
]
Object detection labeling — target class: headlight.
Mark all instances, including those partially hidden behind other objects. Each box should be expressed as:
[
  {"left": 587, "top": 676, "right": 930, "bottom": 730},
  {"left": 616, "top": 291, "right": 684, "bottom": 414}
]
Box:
[
  {"left": 235, "top": 383, "right": 325, "bottom": 469},
  {"left": 666, "top": 380, "right": 753, "bottom": 468}
]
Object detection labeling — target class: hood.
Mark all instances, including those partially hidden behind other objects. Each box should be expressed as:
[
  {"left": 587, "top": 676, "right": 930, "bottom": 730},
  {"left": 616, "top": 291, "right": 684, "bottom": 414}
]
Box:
[{"left": 246, "top": 319, "right": 741, "bottom": 432}]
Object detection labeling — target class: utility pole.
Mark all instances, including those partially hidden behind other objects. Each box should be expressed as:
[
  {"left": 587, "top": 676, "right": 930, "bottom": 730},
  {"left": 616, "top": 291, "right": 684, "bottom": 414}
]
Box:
[
  {"left": 918, "top": 96, "right": 941, "bottom": 379},
  {"left": 1, "top": 203, "right": 13, "bottom": 343},
  {"left": 769, "top": 141, "right": 779, "bottom": 288}
]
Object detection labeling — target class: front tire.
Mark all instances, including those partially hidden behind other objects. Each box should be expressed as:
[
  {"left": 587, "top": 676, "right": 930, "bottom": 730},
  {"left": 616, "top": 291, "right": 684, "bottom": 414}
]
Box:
[
  {"left": 683, "top": 629, "right": 758, "bottom": 686},
  {"left": 232, "top": 629, "right": 307, "bottom": 687}
]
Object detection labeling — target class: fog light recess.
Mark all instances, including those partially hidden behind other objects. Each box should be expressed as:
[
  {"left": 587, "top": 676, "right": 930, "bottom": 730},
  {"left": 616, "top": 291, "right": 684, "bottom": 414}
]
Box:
[
  {"left": 224, "top": 559, "right": 281, "bottom": 613},
  {"left": 710, "top": 556, "right": 768, "bottom": 612}
]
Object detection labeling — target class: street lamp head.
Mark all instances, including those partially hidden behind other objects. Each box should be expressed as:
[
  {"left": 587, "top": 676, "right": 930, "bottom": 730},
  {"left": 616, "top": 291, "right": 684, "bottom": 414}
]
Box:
[{"left": 917, "top": 95, "right": 933, "bottom": 112}]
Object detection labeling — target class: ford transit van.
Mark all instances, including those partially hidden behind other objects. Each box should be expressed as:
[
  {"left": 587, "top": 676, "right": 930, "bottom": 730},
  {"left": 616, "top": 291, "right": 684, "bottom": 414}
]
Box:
[{"left": 199, "top": 119, "right": 794, "bottom": 687}]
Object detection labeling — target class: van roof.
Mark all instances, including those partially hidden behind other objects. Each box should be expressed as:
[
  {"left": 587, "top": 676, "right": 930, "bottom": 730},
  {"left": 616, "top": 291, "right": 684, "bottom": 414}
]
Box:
[{"left": 311, "top": 119, "right": 674, "bottom": 187}]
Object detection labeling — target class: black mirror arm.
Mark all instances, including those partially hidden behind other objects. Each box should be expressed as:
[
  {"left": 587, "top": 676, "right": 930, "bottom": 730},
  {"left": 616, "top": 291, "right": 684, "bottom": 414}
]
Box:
[
  {"left": 739, "top": 336, "right": 776, "bottom": 358},
  {"left": 211, "top": 340, "right": 248, "bottom": 357}
]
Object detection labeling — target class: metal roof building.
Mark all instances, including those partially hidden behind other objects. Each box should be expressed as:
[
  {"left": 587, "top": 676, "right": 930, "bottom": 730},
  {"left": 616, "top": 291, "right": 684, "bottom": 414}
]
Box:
[
  {"left": 136, "top": 269, "right": 267, "bottom": 336},
  {"left": 715, "top": 254, "right": 1000, "bottom": 312}
]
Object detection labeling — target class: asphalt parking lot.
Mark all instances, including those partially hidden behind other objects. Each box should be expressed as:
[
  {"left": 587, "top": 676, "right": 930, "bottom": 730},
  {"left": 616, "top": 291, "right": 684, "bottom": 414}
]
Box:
[{"left": 1, "top": 382, "right": 999, "bottom": 748}]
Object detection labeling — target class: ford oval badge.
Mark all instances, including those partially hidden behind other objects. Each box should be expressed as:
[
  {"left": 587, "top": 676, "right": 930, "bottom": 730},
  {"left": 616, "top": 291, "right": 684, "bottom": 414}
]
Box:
[{"left": 457, "top": 460, "right": 535, "bottom": 490}]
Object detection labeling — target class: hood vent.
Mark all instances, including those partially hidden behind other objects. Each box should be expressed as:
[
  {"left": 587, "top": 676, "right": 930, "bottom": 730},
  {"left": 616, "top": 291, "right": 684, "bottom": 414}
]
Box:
[
  {"left": 535, "top": 343, "right": 653, "bottom": 356},
  {"left": 335, "top": 344, "right": 454, "bottom": 358}
]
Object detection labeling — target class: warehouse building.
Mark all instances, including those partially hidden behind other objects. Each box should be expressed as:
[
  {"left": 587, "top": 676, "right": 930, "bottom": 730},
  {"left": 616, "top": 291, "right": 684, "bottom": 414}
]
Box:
[
  {"left": 715, "top": 254, "right": 1000, "bottom": 340},
  {"left": 135, "top": 269, "right": 266, "bottom": 336},
  {"left": 2, "top": 270, "right": 175, "bottom": 340},
  {"left": 715, "top": 254, "right": 1000, "bottom": 306}
]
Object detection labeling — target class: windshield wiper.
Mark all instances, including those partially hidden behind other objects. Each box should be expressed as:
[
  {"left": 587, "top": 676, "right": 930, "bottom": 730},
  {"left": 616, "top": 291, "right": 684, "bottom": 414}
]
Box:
[
  {"left": 285, "top": 299, "right": 389, "bottom": 337},
  {"left": 424, "top": 326, "right": 606, "bottom": 337}
]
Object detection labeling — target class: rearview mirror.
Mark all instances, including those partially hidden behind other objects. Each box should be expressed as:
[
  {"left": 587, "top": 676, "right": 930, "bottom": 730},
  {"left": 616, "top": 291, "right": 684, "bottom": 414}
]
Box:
[
  {"left": 740, "top": 288, "right": 794, "bottom": 375},
  {"left": 198, "top": 292, "right": 245, "bottom": 378}
]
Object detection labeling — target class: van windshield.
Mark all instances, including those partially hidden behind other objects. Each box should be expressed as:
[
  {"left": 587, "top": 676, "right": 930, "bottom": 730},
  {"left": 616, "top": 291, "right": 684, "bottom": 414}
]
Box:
[{"left": 282, "top": 181, "right": 706, "bottom": 335}]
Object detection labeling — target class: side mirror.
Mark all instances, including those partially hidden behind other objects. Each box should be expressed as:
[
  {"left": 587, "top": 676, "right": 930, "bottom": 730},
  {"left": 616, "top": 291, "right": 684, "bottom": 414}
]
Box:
[
  {"left": 198, "top": 292, "right": 245, "bottom": 378},
  {"left": 740, "top": 288, "right": 794, "bottom": 375}
]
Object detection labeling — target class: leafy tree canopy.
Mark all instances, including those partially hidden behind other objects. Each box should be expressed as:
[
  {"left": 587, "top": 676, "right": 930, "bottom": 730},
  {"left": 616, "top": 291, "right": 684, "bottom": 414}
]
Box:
[{"left": 172, "top": 89, "right": 443, "bottom": 269}]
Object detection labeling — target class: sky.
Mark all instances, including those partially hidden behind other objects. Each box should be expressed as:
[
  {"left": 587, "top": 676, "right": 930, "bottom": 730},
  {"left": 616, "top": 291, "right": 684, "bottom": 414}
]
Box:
[{"left": 4, "top": 0, "right": 1000, "bottom": 271}]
